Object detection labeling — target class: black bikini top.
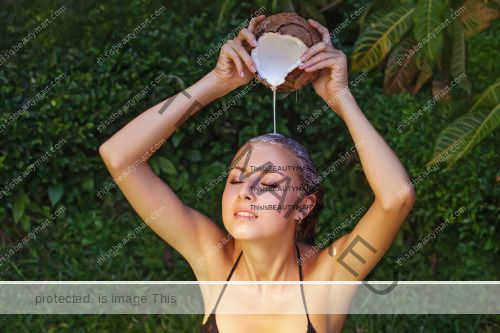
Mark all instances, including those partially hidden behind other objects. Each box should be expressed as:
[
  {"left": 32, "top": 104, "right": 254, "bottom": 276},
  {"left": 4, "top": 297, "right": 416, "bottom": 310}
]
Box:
[{"left": 200, "top": 242, "right": 317, "bottom": 333}]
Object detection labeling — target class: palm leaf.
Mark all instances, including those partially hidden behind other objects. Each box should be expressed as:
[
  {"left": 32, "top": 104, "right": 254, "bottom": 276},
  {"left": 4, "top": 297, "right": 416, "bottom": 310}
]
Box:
[
  {"left": 384, "top": 37, "right": 419, "bottom": 94},
  {"left": 428, "top": 79, "right": 500, "bottom": 167},
  {"left": 450, "top": 18, "right": 472, "bottom": 93},
  {"left": 460, "top": 0, "right": 500, "bottom": 37},
  {"left": 352, "top": 5, "right": 415, "bottom": 72},
  {"left": 412, "top": 0, "right": 448, "bottom": 61}
]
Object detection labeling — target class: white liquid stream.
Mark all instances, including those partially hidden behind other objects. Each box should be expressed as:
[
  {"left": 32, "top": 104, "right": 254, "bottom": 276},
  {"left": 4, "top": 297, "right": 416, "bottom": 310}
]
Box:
[
  {"left": 251, "top": 32, "right": 308, "bottom": 134},
  {"left": 272, "top": 85, "right": 277, "bottom": 133}
]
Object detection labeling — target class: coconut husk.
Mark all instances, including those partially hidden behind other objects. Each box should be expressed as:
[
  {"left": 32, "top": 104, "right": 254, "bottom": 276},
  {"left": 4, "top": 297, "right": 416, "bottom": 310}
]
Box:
[{"left": 245, "top": 12, "right": 322, "bottom": 91}]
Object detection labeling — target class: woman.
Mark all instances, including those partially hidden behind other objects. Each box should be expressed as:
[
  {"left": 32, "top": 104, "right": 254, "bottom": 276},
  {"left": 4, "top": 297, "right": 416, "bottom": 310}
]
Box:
[{"left": 99, "top": 14, "right": 415, "bottom": 333}]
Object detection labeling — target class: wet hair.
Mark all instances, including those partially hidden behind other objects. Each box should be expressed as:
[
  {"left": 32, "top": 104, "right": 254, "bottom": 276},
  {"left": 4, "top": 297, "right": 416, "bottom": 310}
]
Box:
[{"left": 235, "top": 133, "right": 324, "bottom": 244}]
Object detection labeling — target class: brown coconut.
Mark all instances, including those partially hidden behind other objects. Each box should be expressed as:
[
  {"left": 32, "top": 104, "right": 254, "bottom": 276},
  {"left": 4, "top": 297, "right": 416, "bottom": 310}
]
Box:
[{"left": 246, "top": 12, "right": 322, "bottom": 91}]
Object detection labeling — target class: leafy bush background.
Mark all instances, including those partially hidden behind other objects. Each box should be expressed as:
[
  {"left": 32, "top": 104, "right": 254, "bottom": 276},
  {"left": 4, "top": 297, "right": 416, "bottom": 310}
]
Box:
[{"left": 0, "top": 0, "right": 498, "bottom": 331}]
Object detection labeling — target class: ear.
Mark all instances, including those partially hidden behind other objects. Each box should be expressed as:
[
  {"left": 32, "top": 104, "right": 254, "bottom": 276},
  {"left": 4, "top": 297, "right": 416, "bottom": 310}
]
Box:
[{"left": 299, "top": 193, "right": 317, "bottom": 220}]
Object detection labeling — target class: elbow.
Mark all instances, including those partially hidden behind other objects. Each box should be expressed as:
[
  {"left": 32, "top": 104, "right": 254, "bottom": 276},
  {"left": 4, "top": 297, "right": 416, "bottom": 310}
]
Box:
[
  {"left": 99, "top": 142, "right": 122, "bottom": 171},
  {"left": 379, "top": 187, "right": 416, "bottom": 214}
]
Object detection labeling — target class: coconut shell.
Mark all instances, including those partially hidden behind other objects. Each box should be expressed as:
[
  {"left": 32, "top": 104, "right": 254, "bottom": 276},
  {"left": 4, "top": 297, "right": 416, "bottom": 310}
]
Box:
[{"left": 246, "top": 12, "right": 322, "bottom": 91}]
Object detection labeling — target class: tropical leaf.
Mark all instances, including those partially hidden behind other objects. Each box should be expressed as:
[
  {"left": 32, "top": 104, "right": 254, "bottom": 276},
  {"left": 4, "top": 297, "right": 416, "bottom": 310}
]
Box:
[
  {"left": 412, "top": 0, "right": 448, "bottom": 61},
  {"left": 410, "top": 57, "right": 433, "bottom": 94},
  {"left": 450, "top": 18, "right": 472, "bottom": 93},
  {"left": 352, "top": 5, "right": 415, "bottom": 72},
  {"left": 428, "top": 79, "right": 500, "bottom": 167},
  {"left": 468, "top": 78, "right": 500, "bottom": 113},
  {"left": 460, "top": 0, "right": 500, "bottom": 37},
  {"left": 384, "top": 37, "right": 419, "bottom": 94}
]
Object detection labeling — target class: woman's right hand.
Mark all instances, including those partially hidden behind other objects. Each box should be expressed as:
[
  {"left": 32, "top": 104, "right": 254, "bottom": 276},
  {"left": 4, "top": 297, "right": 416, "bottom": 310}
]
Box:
[{"left": 212, "top": 15, "right": 266, "bottom": 91}]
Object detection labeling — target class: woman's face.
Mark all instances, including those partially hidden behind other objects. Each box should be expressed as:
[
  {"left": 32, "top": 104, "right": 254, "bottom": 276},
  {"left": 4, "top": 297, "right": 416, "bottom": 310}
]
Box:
[{"left": 222, "top": 143, "right": 307, "bottom": 241}]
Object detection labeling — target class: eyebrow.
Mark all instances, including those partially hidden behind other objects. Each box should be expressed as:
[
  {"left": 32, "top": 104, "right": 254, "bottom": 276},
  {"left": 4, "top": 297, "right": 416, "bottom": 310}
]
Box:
[{"left": 231, "top": 166, "right": 286, "bottom": 177}]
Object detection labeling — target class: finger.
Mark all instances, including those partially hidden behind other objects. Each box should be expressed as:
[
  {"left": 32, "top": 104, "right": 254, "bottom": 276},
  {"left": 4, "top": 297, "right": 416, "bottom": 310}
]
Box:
[
  {"left": 248, "top": 15, "right": 266, "bottom": 32},
  {"left": 238, "top": 28, "right": 258, "bottom": 47},
  {"left": 308, "top": 19, "right": 333, "bottom": 46},
  {"left": 303, "top": 57, "right": 341, "bottom": 72},
  {"left": 222, "top": 44, "right": 244, "bottom": 77},
  {"left": 229, "top": 40, "right": 256, "bottom": 73},
  {"left": 298, "top": 51, "right": 335, "bottom": 69},
  {"left": 300, "top": 41, "right": 328, "bottom": 62}
]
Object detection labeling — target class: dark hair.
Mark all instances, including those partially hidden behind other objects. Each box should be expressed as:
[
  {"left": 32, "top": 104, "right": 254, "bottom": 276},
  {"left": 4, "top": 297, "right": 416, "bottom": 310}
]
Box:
[{"left": 237, "top": 133, "right": 325, "bottom": 244}]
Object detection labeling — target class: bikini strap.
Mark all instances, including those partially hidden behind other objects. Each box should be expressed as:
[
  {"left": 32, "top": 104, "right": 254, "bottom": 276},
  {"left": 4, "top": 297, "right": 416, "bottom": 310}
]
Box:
[
  {"left": 211, "top": 250, "right": 243, "bottom": 313},
  {"left": 295, "top": 243, "right": 312, "bottom": 323}
]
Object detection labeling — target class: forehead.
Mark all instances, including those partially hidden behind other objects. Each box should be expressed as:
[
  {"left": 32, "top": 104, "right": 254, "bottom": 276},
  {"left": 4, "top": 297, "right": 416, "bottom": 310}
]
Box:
[{"left": 230, "top": 143, "right": 295, "bottom": 169}]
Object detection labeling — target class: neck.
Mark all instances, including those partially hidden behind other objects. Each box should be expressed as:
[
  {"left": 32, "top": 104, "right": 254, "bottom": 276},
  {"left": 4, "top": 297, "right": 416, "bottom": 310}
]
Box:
[{"left": 235, "top": 239, "right": 299, "bottom": 281}]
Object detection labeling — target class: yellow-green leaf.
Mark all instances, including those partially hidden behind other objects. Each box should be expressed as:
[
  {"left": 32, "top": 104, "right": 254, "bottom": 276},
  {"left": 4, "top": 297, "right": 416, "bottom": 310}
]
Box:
[
  {"left": 412, "top": 0, "right": 448, "bottom": 61},
  {"left": 428, "top": 79, "right": 500, "bottom": 167},
  {"left": 352, "top": 5, "right": 415, "bottom": 72}
]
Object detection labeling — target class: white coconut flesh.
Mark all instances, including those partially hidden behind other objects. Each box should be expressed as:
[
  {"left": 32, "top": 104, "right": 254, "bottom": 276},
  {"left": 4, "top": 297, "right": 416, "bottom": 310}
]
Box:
[{"left": 251, "top": 32, "right": 309, "bottom": 88}]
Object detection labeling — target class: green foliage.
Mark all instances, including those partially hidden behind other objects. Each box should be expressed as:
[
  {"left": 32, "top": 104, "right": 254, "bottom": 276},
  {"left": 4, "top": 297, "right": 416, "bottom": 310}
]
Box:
[
  {"left": 450, "top": 17, "right": 472, "bottom": 93},
  {"left": 0, "top": 0, "right": 498, "bottom": 331},
  {"left": 216, "top": 0, "right": 335, "bottom": 26},
  {"left": 428, "top": 79, "right": 500, "bottom": 167},
  {"left": 352, "top": 0, "right": 499, "bottom": 95},
  {"left": 353, "top": 0, "right": 499, "bottom": 168},
  {"left": 352, "top": 5, "right": 415, "bottom": 71},
  {"left": 412, "top": 0, "right": 448, "bottom": 62}
]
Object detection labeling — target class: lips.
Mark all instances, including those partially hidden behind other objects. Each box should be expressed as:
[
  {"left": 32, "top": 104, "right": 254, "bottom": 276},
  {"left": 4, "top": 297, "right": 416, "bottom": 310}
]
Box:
[{"left": 233, "top": 207, "right": 259, "bottom": 219}]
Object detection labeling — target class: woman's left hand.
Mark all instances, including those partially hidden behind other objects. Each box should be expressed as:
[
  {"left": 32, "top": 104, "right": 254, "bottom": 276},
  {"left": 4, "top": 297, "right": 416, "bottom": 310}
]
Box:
[{"left": 298, "top": 19, "right": 349, "bottom": 105}]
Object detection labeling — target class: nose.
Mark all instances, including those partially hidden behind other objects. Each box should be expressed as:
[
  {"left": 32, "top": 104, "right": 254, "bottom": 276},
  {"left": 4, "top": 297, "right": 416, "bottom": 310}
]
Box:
[{"left": 238, "top": 182, "right": 256, "bottom": 201}]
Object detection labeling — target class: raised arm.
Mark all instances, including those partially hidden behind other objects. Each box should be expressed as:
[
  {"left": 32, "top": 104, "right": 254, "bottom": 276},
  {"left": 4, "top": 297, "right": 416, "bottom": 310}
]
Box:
[
  {"left": 299, "top": 19, "right": 415, "bottom": 281},
  {"left": 98, "top": 15, "right": 265, "bottom": 279}
]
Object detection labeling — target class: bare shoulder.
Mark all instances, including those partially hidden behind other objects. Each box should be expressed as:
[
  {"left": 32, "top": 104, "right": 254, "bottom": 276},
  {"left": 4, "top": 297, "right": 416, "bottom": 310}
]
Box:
[{"left": 297, "top": 235, "right": 350, "bottom": 281}]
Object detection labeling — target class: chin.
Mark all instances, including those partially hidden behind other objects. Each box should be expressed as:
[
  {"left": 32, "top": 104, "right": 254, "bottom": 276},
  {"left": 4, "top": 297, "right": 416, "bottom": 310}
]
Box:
[
  {"left": 225, "top": 219, "right": 261, "bottom": 240},
  {"left": 224, "top": 216, "right": 286, "bottom": 242}
]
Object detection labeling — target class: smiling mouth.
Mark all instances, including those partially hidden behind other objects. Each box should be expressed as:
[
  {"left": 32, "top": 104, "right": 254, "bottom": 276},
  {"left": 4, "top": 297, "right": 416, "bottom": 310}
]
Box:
[{"left": 234, "top": 211, "right": 258, "bottom": 220}]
